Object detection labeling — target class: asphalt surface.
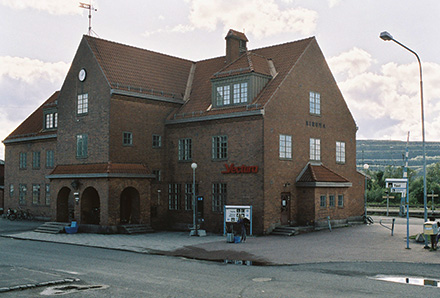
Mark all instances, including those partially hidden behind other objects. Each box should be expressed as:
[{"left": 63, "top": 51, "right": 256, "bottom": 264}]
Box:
[{"left": 1, "top": 215, "right": 439, "bottom": 293}]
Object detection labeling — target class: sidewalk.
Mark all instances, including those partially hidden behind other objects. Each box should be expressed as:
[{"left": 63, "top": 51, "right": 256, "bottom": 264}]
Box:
[{"left": 2, "top": 216, "right": 440, "bottom": 265}]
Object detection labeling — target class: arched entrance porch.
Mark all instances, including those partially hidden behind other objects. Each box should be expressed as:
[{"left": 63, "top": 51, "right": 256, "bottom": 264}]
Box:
[
  {"left": 56, "top": 187, "right": 74, "bottom": 222},
  {"left": 81, "top": 187, "right": 100, "bottom": 225},
  {"left": 120, "top": 187, "right": 140, "bottom": 224}
]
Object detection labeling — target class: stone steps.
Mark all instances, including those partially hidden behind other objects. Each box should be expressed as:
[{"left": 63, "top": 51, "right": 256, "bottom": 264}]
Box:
[
  {"left": 35, "top": 222, "right": 68, "bottom": 234},
  {"left": 120, "top": 224, "right": 154, "bottom": 234},
  {"left": 271, "top": 226, "right": 299, "bottom": 236}
]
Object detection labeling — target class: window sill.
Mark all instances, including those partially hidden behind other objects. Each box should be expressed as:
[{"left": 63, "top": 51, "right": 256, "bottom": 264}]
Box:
[{"left": 212, "top": 158, "right": 228, "bottom": 162}]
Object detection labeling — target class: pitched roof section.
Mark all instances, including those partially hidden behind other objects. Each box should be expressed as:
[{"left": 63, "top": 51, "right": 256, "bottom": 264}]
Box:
[
  {"left": 212, "top": 52, "right": 272, "bottom": 79},
  {"left": 48, "top": 162, "right": 153, "bottom": 179},
  {"left": 170, "top": 37, "right": 315, "bottom": 120},
  {"left": 84, "top": 35, "right": 194, "bottom": 100},
  {"left": 296, "top": 163, "right": 352, "bottom": 188},
  {"left": 3, "top": 91, "right": 59, "bottom": 143}
]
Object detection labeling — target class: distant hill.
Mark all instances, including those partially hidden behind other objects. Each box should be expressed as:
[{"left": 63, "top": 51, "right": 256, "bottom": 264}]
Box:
[{"left": 356, "top": 140, "right": 440, "bottom": 173}]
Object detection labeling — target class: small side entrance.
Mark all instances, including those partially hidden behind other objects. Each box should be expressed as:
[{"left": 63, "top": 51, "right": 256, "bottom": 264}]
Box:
[{"left": 280, "top": 192, "right": 291, "bottom": 225}]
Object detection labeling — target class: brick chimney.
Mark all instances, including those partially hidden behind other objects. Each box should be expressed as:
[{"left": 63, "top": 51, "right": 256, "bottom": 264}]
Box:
[{"left": 225, "top": 29, "right": 248, "bottom": 64}]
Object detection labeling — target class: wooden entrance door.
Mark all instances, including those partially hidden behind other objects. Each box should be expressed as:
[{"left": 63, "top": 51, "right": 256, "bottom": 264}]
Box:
[{"left": 281, "top": 193, "right": 291, "bottom": 225}]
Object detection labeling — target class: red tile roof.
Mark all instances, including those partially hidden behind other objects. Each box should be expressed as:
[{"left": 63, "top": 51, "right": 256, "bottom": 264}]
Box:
[
  {"left": 85, "top": 35, "right": 194, "bottom": 100},
  {"left": 5, "top": 32, "right": 315, "bottom": 140},
  {"left": 3, "top": 91, "right": 59, "bottom": 142},
  {"left": 212, "top": 52, "right": 272, "bottom": 79},
  {"left": 171, "top": 36, "right": 314, "bottom": 119},
  {"left": 297, "top": 163, "right": 350, "bottom": 183}
]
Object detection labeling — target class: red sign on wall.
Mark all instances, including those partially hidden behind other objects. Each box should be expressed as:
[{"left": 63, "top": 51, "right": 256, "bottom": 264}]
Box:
[{"left": 222, "top": 163, "right": 258, "bottom": 174}]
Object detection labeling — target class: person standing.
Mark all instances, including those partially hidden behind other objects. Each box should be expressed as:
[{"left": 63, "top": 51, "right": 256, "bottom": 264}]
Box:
[{"left": 238, "top": 215, "right": 246, "bottom": 242}]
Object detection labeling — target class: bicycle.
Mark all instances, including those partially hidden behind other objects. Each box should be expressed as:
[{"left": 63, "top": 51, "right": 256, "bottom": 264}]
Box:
[
  {"left": 364, "top": 215, "right": 374, "bottom": 225},
  {"left": 17, "top": 208, "right": 35, "bottom": 221}
]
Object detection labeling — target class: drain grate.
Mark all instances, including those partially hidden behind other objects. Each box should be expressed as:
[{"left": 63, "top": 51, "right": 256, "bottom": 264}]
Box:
[{"left": 41, "top": 284, "right": 109, "bottom": 295}]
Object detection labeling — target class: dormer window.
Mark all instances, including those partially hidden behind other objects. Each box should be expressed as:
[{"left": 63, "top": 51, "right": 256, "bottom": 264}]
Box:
[
  {"left": 213, "top": 79, "right": 249, "bottom": 107},
  {"left": 216, "top": 85, "right": 230, "bottom": 106},
  {"left": 233, "top": 82, "right": 248, "bottom": 104},
  {"left": 44, "top": 111, "right": 58, "bottom": 130}
]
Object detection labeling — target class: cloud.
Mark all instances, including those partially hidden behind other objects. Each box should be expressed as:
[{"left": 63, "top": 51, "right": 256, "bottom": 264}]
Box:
[
  {"left": 143, "top": 24, "right": 195, "bottom": 37},
  {"left": 328, "top": 0, "right": 342, "bottom": 8},
  {"left": 0, "top": 56, "right": 69, "bottom": 84},
  {"left": 328, "top": 47, "right": 374, "bottom": 78},
  {"left": 0, "top": 56, "right": 69, "bottom": 159},
  {"left": 145, "top": 0, "right": 318, "bottom": 38},
  {"left": 328, "top": 48, "right": 440, "bottom": 142},
  {"left": 0, "top": 0, "right": 82, "bottom": 15}
]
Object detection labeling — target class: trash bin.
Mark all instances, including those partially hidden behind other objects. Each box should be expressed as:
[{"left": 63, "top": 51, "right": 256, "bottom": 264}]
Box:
[
  {"left": 226, "top": 233, "right": 234, "bottom": 243},
  {"left": 234, "top": 236, "right": 241, "bottom": 243},
  {"left": 424, "top": 221, "right": 439, "bottom": 235}
]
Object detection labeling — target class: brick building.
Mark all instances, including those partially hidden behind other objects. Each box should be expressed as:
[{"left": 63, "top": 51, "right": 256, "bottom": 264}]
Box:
[{"left": 3, "top": 30, "right": 364, "bottom": 234}]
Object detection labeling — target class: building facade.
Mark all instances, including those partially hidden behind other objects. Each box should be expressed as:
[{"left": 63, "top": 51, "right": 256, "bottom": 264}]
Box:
[{"left": 3, "top": 30, "right": 364, "bottom": 234}]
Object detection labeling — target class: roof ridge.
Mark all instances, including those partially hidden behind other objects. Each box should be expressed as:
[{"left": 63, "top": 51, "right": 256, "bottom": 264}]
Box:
[{"left": 84, "top": 35, "right": 194, "bottom": 63}]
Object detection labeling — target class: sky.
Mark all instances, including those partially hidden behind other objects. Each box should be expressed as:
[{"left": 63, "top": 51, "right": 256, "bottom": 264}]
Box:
[{"left": 1, "top": 0, "right": 440, "bottom": 160}]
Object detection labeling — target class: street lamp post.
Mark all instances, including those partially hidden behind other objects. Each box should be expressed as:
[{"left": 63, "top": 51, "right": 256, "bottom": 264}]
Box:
[
  {"left": 380, "top": 31, "right": 428, "bottom": 247},
  {"left": 363, "top": 163, "right": 369, "bottom": 218},
  {"left": 191, "top": 162, "right": 198, "bottom": 236}
]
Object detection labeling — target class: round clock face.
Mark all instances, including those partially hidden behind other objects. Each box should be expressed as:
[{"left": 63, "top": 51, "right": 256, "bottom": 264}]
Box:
[{"left": 78, "top": 68, "right": 87, "bottom": 82}]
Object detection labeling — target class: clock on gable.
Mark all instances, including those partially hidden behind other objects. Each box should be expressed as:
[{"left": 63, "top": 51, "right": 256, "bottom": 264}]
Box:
[{"left": 78, "top": 68, "right": 87, "bottom": 82}]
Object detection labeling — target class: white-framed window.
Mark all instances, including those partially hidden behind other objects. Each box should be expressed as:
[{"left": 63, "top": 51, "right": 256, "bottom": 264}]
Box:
[
  {"left": 46, "top": 150, "right": 54, "bottom": 168},
  {"left": 336, "top": 141, "right": 346, "bottom": 164},
  {"left": 178, "top": 138, "right": 192, "bottom": 161},
  {"left": 338, "top": 195, "right": 344, "bottom": 207},
  {"left": 19, "top": 152, "right": 27, "bottom": 169},
  {"left": 329, "top": 195, "right": 335, "bottom": 208},
  {"left": 44, "top": 112, "right": 58, "bottom": 129},
  {"left": 215, "top": 81, "right": 249, "bottom": 107},
  {"left": 32, "top": 151, "right": 40, "bottom": 169},
  {"left": 309, "top": 91, "right": 321, "bottom": 115},
  {"left": 212, "top": 135, "right": 228, "bottom": 160},
  {"left": 19, "top": 184, "right": 27, "bottom": 205},
  {"left": 233, "top": 82, "right": 248, "bottom": 104},
  {"left": 310, "top": 138, "right": 321, "bottom": 161},
  {"left": 9, "top": 184, "right": 14, "bottom": 198},
  {"left": 32, "top": 184, "right": 40, "bottom": 205},
  {"left": 216, "top": 85, "right": 230, "bottom": 106},
  {"left": 320, "top": 195, "right": 326, "bottom": 208},
  {"left": 185, "top": 183, "right": 199, "bottom": 211},
  {"left": 77, "top": 93, "right": 88, "bottom": 115},
  {"left": 123, "top": 132, "right": 133, "bottom": 146},
  {"left": 168, "top": 183, "right": 181, "bottom": 210},
  {"left": 76, "top": 134, "right": 88, "bottom": 158},
  {"left": 45, "top": 184, "right": 51, "bottom": 206},
  {"left": 279, "top": 134, "right": 292, "bottom": 159},
  {"left": 152, "top": 134, "right": 162, "bottom": 148},
  {"left": 152, "top": 170, "right": 161, "bottom": 182},
  {"left": 212, "top": 183, "right": 226, "bottom": 212}
]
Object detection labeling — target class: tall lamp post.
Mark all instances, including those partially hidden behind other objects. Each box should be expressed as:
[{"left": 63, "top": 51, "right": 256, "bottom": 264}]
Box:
[
  {"left": 191, "top": 162, "right": 198, "bottom": 236},
  {"left": 380, "top": 31, "right": 428, "bottom": 247},
  {"left": 363, "top": 163, "right": 369, "bottom": 218}
]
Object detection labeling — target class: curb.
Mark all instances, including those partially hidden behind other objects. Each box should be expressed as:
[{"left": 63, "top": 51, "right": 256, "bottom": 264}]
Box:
[{"left": 0, "top": 278, "right": 80, "bottom": 293}]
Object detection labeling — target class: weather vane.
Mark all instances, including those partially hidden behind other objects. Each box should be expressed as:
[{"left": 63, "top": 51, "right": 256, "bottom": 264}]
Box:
[{"left": 79, "top": 2, "right": 97, "bottom": 36}]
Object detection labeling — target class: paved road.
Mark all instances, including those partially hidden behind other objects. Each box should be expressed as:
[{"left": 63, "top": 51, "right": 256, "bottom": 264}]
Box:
[{"left": 1, "top": 215, "right": 440, "bottom": 295}]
